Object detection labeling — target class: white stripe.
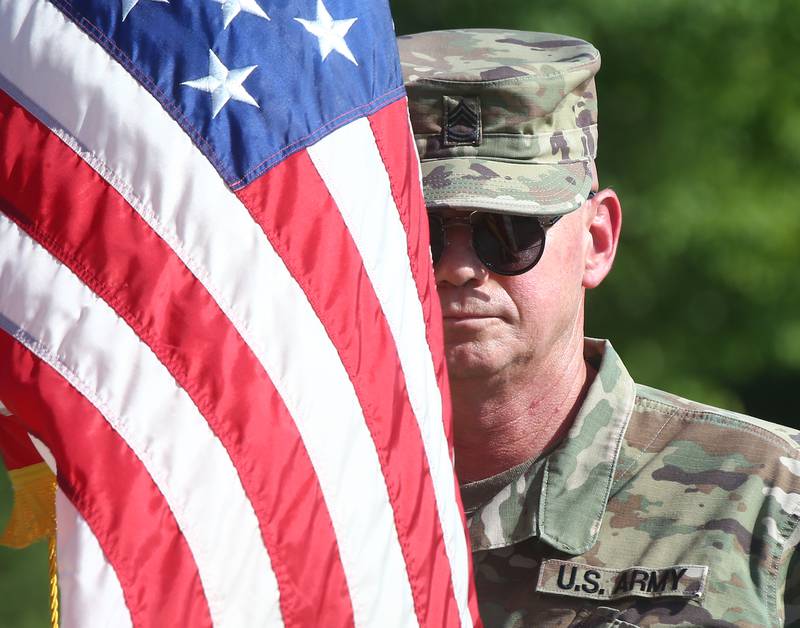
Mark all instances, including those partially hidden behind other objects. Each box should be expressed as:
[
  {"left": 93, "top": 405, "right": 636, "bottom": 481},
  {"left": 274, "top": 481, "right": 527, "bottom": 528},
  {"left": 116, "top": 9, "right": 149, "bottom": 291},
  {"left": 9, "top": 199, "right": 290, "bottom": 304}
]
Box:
[
  {"left": 0, "top": 401, "right": 10, "bottom": 415},
  {"left": 56, "top": 488, "right": 134, "bottom": 628},
  {"left": 0, "top": 2, "right": 418, "bottom": 624},
  {"left": 28, "top": 433, "right": 56, "bottom": 474},
  {"left": 0, "top": 216, "right": 281, "bottom": 627},
  {"left": 309, "top": 119, "right": 473, "bottom": 627}
]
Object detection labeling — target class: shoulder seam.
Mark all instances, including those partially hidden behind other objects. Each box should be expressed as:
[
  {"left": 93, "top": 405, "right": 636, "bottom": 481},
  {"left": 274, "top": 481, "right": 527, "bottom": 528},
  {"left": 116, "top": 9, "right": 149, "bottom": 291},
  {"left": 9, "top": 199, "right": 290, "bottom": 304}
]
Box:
[
  {"left": 615, "top": 406, "right": 678, "bottom": 484},
  {"left": 634, "top": 395, "right": 800, "bottom": 456}
]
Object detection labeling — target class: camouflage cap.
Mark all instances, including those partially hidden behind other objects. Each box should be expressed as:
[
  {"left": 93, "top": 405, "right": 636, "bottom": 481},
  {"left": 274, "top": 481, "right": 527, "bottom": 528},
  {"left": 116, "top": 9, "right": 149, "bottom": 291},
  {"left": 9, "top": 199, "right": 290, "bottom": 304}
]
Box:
[{"left": 398, "top": 29, "right": 600, "bottom": 216}]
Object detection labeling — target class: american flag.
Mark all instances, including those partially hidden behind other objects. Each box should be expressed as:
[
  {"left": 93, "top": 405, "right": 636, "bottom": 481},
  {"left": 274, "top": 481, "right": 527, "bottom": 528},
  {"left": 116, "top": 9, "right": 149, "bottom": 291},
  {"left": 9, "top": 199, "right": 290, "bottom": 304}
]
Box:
[{"left": 0, "top": 0, "right": 480, "bottom": 625}]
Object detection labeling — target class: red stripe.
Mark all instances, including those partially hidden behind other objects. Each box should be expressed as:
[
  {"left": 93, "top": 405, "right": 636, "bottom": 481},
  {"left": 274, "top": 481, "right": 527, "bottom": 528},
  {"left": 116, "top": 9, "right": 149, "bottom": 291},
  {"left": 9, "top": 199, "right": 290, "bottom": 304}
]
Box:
[
  {"left": 369, "top": 100, "right": 483, "bottom": 625},
  {"left": 0, "top": 330, "right": 212, "bottom": 628},
  {"left": 0, "top": 418, "right": 44, "bottom": 470},
  {"left": 238, "top": 133, "right": 460, "bottom": 627},
  {"left": 0, "top": 89, "right": 354, "bottom": 627}
]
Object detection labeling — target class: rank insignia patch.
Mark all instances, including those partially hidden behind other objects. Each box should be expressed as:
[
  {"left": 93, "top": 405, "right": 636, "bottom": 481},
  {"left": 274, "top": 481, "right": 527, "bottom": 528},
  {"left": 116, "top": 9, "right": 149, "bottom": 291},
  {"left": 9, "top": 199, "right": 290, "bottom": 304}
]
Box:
[
  {"left": 535, "top": 559, "right": 708, "bottom": 601},
  {"left": 443, "top": 96, "right": 482, "bottom": 146}
]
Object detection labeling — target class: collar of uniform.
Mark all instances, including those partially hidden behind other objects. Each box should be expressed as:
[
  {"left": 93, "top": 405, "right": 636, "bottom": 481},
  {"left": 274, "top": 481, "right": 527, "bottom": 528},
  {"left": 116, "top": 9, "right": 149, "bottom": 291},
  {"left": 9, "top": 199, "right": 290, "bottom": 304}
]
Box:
[
  {"left": 461, "top": 455, "right": 547, "bottom": 551},
  {"left": 538, "top": 338, "right": 636, "bottom": 554}
]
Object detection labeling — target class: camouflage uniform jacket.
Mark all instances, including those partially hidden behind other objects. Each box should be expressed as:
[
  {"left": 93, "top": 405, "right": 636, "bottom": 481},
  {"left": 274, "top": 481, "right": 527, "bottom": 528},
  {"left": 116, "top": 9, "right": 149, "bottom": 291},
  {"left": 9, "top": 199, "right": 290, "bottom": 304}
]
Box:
[{"left": 462, "top": 339, "right": 800, "bottom": 627}]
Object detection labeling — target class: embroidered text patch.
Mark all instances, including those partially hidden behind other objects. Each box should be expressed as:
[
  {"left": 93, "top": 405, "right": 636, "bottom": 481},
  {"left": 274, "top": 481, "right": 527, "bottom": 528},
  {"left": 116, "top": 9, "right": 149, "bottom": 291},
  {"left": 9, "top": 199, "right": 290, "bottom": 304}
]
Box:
[{"left": 536, "top": 559, "right": 708, "bottom": 601}]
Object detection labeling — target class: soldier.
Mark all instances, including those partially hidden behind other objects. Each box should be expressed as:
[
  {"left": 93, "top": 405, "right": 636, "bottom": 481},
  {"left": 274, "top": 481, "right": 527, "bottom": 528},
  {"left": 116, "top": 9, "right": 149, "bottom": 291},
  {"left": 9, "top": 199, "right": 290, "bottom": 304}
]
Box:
[{"left": 399, "top": 29, "right": 800, "bottom": 627}]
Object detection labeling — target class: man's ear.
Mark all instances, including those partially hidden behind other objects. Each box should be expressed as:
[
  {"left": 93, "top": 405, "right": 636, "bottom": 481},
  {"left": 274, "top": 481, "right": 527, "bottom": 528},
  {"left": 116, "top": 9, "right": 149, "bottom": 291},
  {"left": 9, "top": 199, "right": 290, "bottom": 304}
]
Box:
[{"left": 582, "top": 188, "right": 622, "bottom": 289}]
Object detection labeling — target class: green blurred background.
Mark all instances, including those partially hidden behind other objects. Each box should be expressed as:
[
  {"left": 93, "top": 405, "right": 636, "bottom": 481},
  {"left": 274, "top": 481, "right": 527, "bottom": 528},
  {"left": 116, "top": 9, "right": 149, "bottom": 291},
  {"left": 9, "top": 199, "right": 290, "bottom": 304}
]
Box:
[{"left": 2, "top": 0, "right": 798, "bottom": 624}]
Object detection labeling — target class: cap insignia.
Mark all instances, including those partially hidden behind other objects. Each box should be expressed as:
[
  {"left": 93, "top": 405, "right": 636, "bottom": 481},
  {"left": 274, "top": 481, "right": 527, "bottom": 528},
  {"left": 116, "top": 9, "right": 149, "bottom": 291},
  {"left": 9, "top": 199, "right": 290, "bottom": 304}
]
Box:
[{"left": 443, "top": 96, "right": 481, "bottom": 146}]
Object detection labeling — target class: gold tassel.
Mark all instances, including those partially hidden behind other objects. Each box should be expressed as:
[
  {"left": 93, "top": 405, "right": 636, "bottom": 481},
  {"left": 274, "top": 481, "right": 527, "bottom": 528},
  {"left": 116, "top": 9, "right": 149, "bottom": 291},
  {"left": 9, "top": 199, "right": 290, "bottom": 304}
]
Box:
[
  {"left": 0, "top": 462, "right": 56, "bottom": 548},
  {"left": 48, "top": 532, "right": 60, "bottom": 628}
]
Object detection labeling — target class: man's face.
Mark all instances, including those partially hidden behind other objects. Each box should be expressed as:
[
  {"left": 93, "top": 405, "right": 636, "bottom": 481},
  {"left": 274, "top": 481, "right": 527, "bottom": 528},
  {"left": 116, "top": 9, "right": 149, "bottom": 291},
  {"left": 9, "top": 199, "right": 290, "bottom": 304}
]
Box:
[{"left": 433, "top": 206, "right": 590, "bottom": 382}]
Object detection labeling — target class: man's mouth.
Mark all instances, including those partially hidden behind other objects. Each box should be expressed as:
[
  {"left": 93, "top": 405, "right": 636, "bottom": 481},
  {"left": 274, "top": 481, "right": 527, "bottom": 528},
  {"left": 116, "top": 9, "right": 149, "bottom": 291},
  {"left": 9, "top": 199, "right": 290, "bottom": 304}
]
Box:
[{"left": 441, "top": 311, "right": 500, "bottom": 323}]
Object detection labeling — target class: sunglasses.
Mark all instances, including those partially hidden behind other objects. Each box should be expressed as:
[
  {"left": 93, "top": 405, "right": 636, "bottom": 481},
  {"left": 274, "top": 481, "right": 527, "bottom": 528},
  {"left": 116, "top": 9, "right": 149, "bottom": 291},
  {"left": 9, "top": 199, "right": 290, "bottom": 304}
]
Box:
[{"left": 428, "top": 193, "right": 595, "bottom": 276}]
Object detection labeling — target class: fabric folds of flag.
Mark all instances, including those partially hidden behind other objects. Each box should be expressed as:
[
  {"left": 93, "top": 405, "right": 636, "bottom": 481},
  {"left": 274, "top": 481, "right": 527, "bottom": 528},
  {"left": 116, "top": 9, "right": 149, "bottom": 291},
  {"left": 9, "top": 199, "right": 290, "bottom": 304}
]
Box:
[{"left": 0, "top": 0, "right": 481, "bottom": 626}]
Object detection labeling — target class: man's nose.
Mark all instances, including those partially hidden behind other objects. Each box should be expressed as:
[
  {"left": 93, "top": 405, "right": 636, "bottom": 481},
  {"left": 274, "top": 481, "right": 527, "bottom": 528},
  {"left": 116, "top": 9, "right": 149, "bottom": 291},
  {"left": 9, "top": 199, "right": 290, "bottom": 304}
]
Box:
[{"left": 433, "top": 225, "right": 489, "bottom": 287}]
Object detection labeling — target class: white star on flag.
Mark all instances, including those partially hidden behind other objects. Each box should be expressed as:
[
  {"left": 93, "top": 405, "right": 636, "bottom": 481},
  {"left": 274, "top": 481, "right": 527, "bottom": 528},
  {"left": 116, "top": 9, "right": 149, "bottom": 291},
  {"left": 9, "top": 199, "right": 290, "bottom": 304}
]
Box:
[
  {"left": 294, "top": 0, "right": 358, "bottom": 66},
  {"left": 121, "top": 0, "right": 169, "bottom": 21},
  {"left": 181, "top": 50, "right": 260, "bottom": 118},
  {"left": 212, "top": 0, "right": 270, "bottom": 29}
]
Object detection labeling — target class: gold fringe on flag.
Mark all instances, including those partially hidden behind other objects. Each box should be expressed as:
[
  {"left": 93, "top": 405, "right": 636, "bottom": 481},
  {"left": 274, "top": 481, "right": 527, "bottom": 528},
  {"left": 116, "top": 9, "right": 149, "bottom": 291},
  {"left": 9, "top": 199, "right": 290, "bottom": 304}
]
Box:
[{"left": 0, "top": 462, "right": 56, "bottom": 548}]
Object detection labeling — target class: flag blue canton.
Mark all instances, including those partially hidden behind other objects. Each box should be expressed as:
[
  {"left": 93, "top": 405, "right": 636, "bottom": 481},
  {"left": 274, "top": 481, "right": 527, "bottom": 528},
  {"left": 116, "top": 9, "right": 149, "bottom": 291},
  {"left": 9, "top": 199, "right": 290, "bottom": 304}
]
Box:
[{"left": 60, "top": 0, "right": 403, "bottom": 188}]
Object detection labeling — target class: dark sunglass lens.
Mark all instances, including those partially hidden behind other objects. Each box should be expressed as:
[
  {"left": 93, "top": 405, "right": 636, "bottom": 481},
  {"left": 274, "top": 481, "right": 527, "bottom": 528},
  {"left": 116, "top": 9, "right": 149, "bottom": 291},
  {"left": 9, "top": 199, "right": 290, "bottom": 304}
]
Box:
[
  {"left": 427, "top": 214, "right": 445, "bottom": 264},
  {"left": 473, "top": 214, "right": 546, "bottom": 275}
]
